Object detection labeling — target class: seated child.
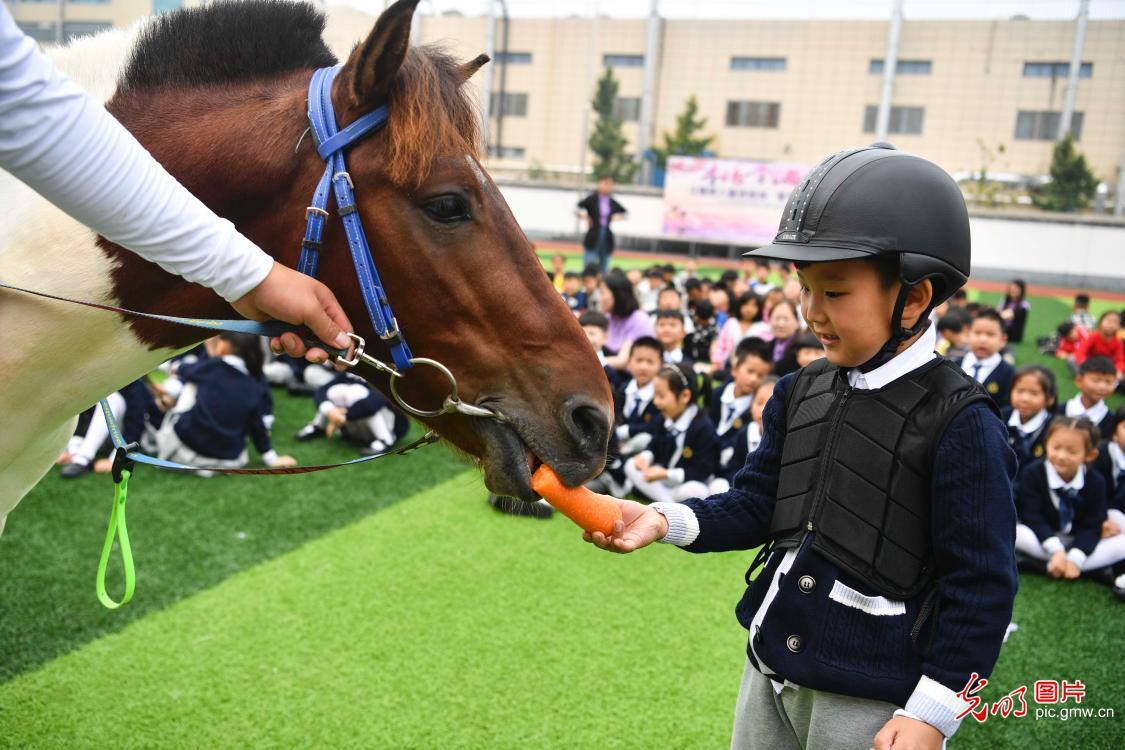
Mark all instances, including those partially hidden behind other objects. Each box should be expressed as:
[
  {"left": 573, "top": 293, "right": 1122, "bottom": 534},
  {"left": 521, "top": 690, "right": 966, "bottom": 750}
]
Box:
[
  {"left": 296, "top": 372, "right": 409, "bottom": 456},
  {"left": 561, "top": 271, "right": 587, "bottom": 313},
  {"left": 793, "top": 331, "right": 825, "bottom": 368},
  {"left": 654, "top": 309, "right": 692, "bottom": 365},
  {"left": 59, "top": 378, "right": 157, "bottom": 478},
  {"left": 714, "top": 375, "right": 777, "bottom": 493},
  {"left": 1069, "top": 293, "right": 1096, "bottom": 331},
  {"left": 1054, "top": 320, "right": 1088, "bottom": 375},
  {"left": 1091, "top": 407, "right": 1125, "bottom": 533},
  {"left": 1015, "top": 416, "right": 1125, "bottom": 599},
  {"left": 624, "top": 363, "right": 720, "bottom": 503},
  {"left": 613, "top": 336, "right": 664, "bottom": 454},
  {"left": 579, "top": 311, "right": 620, "bottom": 390},
  {"left": 1002, "top": 364, "right": 1057, "bottom": 473},
  {"left": 957, "top": 307, "right": 1014, "bottom": 408},
  {"left": 709, "top": 339, "right": 772, "bottom": 481},
  {"left": 1075, "top": 310, "right": 1124, "bottom": 379},
  {"left": 1064, "top": 356, "right": 1119, "bottom": 439},
  {"left": 935, "top": 313, "right": 968, "bottom": 360},
  {"left": 685, "top": 299, "right": 718, "bottom": 370},
  {"left": 154, "top": 333, "right": 295, "bottom": 473},
  {"left": 653, "top": 286, "right": 695, "bottom": 333},
  {"left": 581, "top": 264, "right": 601, "bottom": 313}
]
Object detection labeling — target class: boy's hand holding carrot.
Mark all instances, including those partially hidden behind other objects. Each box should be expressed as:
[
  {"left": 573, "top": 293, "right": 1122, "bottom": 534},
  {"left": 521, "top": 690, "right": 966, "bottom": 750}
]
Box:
[
  {"left": 584, "top": 500, "right": 669, "bottom": 554},
  {"left": 531, "top": 465, "right": 667, "bottom": 552}
]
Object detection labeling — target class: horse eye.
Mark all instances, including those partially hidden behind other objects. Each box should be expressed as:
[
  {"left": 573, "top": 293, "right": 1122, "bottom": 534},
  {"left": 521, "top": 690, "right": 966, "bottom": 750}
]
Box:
[{"left": 423, "top": 195, "right": 470, "bottom": 223}]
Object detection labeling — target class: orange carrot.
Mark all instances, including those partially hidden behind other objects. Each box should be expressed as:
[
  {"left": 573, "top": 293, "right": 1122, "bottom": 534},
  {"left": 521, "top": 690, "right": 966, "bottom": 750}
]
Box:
[{"left": 531, "top": 464, "right": 623, "bottom": 535}]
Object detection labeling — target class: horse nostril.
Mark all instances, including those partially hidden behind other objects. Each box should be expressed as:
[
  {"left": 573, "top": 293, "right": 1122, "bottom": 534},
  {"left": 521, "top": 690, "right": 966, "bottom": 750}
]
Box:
[{"left": 562, "top": 397, "right": 611, "bottom": 455}]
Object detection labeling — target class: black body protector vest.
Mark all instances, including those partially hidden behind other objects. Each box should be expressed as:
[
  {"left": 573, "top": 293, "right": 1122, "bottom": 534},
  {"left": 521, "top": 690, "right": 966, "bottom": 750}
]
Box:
[{"left": 769, "top": 357, "right": 997, "bottom": 599}]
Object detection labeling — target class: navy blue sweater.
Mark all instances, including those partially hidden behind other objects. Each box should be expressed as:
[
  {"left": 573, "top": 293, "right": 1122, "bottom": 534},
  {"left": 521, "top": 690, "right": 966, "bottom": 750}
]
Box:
[
  {"left": 680, "top": 372, "right": 1019, "bottom": 711},
  {"left": 1015, "top": 458, "right": 1107, "bottom": 557},
  {"left": 174, "top": 359, "right": 273, "bottom": 459}
]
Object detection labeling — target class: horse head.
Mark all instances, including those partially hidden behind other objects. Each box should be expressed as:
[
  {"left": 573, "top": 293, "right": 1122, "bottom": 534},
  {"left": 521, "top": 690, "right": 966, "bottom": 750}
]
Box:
[{"left": 105, "top": 0, "right": 612, "bottom": 501}]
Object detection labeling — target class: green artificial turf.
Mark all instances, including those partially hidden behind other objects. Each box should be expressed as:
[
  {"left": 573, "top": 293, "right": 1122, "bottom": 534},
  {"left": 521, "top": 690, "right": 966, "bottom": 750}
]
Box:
[
  {"left": 0, "top": 386, "right": 467, "bottom": 682},
  {"left": 0, "top": 473, "right": 1120, "bottom": 749}
]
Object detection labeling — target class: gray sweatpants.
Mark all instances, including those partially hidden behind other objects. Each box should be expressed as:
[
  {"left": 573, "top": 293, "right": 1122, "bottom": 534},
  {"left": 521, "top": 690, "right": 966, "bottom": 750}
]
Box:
[{"left": 730, "top": 658, "right": 899, "bottom": 750}]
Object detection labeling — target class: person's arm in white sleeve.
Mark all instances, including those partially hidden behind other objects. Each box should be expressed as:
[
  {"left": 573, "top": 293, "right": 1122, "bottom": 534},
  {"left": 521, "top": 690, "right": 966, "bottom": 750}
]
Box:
[{"left": 0, "top": 6, "right": 351, "bottom": 360}]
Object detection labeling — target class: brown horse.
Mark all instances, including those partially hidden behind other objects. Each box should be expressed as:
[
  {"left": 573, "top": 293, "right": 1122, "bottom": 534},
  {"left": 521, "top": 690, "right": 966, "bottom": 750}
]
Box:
[{"left": 0, "top": 0, "right": 611, "bottom": 531}]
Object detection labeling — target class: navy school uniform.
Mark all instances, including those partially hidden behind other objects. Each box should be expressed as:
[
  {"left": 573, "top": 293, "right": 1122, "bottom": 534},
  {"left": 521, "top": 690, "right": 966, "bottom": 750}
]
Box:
[
  {"left": 595, "top": 349, "right": 621, "bottom": 392},
  {"left": 661, "top": 347, "right": 694, "bottom": 368},
  {"left": 173, "top": 357, "right": 274, "bottom": 460},
  {"left": 1000, "top": 406, "right": 1052, "bottom": 472},
  {"left": 73, "top": 378, "right": 157, "bottom": 447},
  {"left": 956, "top": 353, "right": 1014, "bottom": 409},
  {"left": 562, "top": 289, "right": 587, "bottom": 313},
  {"left": 313, "top": 373, "right": 410, "bottom": 442},
  {"left": 709, "top": 380, "right": 754, "bottom": 476},
  {"left": 723, "top": 419, "right": 763, "bottom": 483},
  {"left": 1063, "top": 395, "right": 1117, "bottom": 441},
  {"left": 662, "top": 350, "right": 1019, "bottom": 732},
  {"left": 1016, "top": 458, "right": 1108, "bottom": 560},
  {"left": 649, "top": 406, "right": 720, "bottom": 484},
  {"left": 613, "top": 379, "right": 661, "bottom": 439},
  {"left": 1092, "top": 440, "right": 1125, "bottom": 513}
]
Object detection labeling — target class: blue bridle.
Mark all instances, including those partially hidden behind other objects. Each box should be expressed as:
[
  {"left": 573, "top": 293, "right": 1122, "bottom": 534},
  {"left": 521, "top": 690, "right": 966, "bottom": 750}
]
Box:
[{"left": 296, "top": 65, "right": 412, "bottom": 372}]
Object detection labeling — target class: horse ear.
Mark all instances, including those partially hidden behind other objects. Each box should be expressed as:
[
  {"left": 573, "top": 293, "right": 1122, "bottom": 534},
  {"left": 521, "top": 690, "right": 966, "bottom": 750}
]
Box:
[
  {"left": 457, "top": 54, "right": 490, "bottom": 84},
  {"left": 342, "top": 0, "right": 419, "bottom": 109}
]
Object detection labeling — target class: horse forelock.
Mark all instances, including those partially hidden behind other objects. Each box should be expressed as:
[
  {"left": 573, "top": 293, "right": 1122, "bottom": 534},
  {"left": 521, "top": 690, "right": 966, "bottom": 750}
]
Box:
[{"left": 382, "top": 46, "right": 481, "bottom": 188}]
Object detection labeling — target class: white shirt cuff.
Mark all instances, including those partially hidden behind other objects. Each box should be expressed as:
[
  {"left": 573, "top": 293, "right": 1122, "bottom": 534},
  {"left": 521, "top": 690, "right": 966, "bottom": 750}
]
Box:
[
  {"left": 903, "top": 674, "right": 965, "bottom": 739},
  {"left": 615, "top": 425, "right": 630, "bottom": 440},
  {"left": 1042, "top": 536, "right": 1065, "bottom": 556},
  {"left": 1066, "top": 547, "right": 1088, "bottom": 567},
  {"left": 665, "top": 468, "right": 685, "bottom": 485},
  {"left": 318, "top": 400, "right": 338, "bottom": 417},
  {"left": 650, "top": 502, "right": 699, "bottom": 546}
]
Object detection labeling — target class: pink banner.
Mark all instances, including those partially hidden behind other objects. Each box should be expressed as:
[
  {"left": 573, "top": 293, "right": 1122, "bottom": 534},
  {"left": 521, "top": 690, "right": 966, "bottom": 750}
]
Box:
[{"left": 662, "top": 156, "right": 811, "bottom": 245}]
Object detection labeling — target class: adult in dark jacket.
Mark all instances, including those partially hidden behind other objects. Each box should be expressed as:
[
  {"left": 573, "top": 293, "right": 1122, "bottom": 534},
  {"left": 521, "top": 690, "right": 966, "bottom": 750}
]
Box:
[{"left": 577, "top": 176, "right": 626, "bottom": 274}]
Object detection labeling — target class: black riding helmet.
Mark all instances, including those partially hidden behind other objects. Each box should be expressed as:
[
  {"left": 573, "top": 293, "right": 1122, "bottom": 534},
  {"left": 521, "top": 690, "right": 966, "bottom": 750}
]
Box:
[{"left": 746, "top": 143, "right": 969, "bottom": 372}]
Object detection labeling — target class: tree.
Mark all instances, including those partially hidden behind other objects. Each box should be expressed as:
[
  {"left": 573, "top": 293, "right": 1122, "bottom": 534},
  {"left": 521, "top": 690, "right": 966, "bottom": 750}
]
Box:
[
  {"left": 588, "top": 67, "right": 637, "bottom": 183},
  {"left": 650, "top": 95, "right": 715, "bottom": 170},
  {"left": 1031, "top": 133, "right": 1098, "bottom": 212}
]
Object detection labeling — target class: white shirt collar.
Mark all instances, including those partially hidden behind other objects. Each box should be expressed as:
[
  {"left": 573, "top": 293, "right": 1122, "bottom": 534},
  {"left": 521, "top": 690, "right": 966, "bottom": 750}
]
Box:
[
  {"left": 1109, "top": 441, "right": 1125, "bottom": 473},
  {"left": 663, "top": 348, "right": 684, "bottom": 364},
  {"left": 1064, "top": 395, "right": 1108, "bottom": 425},
  {"left": 1008, "top": 408, "right": 1050, "bottom": 435},
  {"left": 625, "top": 379, "right": 655, "bottom": 400},
  {"left": 666, "top": 404, "right": 698, "bottom": 433},
  {"left": 1045, "top": 460, "right": 1085, "bottom": 491},
  {"left": 720, "top": 381, "right": 754, "bottom": 408},
  {"left": 596, "top": 349, "right": 608, "bottom": 367},
  {"left": 221, "top": 355, "right": 249, "bottom": 375},
  {"left": 847, "top": 324, "right": 938, "bottom": 391}
]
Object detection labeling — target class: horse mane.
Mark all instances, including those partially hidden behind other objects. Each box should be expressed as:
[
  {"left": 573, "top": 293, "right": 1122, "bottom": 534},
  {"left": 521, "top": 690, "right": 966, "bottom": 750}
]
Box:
[
  {"left": 118, "top": 0, "right": 336, "bottom": 90},
  {"left": 384, "top": 46, "right": 481, "bottom": 187},
  {"left": 118, "top": 0, "right": 479, "bottom": 186}
]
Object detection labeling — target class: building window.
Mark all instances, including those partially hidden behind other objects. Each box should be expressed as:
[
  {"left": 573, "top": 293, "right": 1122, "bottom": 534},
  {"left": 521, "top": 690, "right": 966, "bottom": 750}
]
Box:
[
  {"left": 614, "top": 97, "right": 641, "bottom": 122},
  {"left": 153, "top": 0, "right": 184, "bottom": 12},
  {"left": 490, "top": 92, "right": 528, "bottom": 118},
  {"left": 489, "top": 146, "right": 526, "bottom": 159},
  {"left": 16, "top": 22, "right": 56, "bottom": 41},
  {"left": 63, "top": 21, "right": 112, "bottom": 40},
  {"left": 863, "top": 105, "right": 925, "bottom": 135},
  {"left": 494, "top": 51, "right": 532, "bottom": 65},
  {"left": 730, "top": 57, "right": 787, "bottom": 72},
  {"left": 1023, "top": 61, "right": 1093, "bottom": 78},
  {"left": 1015, "top": 110, "right": 1084, "bottom": 141},
  {"left": 725, "top": 101, "right": 780, "bottom": 128},
  {"left": 604, "top": 54, "right": 644, "bottom": 68},
  {"left": 869, "top": 59, "right": 932, "bottom": 75}
]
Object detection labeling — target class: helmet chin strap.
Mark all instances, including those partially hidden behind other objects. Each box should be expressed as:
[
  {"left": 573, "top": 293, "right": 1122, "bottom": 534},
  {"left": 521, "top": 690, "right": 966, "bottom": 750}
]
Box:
[{"left": 855, "top": 283, "right": 935, "bottom": 374}]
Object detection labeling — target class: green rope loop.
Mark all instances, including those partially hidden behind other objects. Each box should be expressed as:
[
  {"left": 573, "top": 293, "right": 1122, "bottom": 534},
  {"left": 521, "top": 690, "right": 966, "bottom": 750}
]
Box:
[{"left": 96, "top": 469, "right": 135, "bottom": 609}]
